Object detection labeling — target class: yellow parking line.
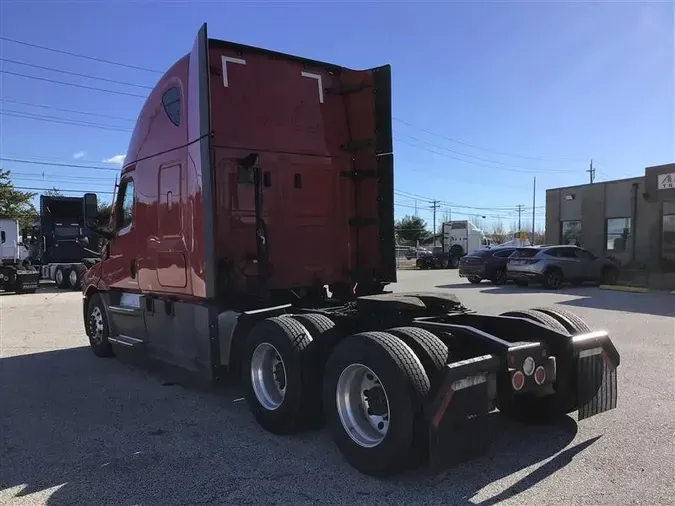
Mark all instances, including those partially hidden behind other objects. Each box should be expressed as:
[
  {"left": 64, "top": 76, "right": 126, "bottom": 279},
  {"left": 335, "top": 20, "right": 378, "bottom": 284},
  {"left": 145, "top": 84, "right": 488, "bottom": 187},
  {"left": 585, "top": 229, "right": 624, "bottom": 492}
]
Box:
[{"left": 599, "top": 285, "right": 649, "bottom": 293}]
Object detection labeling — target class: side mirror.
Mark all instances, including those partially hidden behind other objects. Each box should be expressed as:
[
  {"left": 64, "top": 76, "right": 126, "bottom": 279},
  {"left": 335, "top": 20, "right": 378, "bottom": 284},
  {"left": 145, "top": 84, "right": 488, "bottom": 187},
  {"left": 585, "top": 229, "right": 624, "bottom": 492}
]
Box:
[{"left": 83, "top": 193, "right": 99, "bottom": 228}]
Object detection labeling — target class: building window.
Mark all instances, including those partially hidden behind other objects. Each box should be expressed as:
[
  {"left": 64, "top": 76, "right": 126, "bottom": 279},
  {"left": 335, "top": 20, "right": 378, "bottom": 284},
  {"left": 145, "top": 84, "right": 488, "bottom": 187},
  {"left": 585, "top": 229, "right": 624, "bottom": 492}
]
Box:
[
  {"left": 662, "top": 213, "right": 675, "bottom": 271},
  {"left": 561, "top": 220, "right": 581, "bottom": 246},
  {"left": 606, "top": 217, "right": 631, "bottom": 252},
  {"left": 162, "top": 87, "right": 181, "bottom": 127}
]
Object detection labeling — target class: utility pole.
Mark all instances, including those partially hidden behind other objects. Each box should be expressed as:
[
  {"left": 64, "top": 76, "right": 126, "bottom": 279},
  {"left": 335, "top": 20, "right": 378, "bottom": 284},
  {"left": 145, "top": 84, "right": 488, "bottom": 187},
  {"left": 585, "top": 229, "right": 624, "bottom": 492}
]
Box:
[
  {"left": 516, "top": 204, "right": 526, "bottom": 233},
  {"left": 430, "top": 200, "right": 441, "bottom": 246},
  {"left": 587, "top": 158, "right": 595, "bottom": 184},
  {"left": 531, "top": 177, "right": 536, "bottom": 245}
]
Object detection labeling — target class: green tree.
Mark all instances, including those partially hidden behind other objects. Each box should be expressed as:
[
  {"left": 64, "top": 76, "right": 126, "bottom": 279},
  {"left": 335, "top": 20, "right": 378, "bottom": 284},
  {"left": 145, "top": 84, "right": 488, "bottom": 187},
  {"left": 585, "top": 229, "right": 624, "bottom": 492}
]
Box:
[
  {"left": 0, "top": 169, "right": 38, "bottom": 229},
  {"left": 97, "top": 201, "right": 113, "bottom": 227},
  {"left": 395, "top": 215, "right": 430, "bottom": 245}
]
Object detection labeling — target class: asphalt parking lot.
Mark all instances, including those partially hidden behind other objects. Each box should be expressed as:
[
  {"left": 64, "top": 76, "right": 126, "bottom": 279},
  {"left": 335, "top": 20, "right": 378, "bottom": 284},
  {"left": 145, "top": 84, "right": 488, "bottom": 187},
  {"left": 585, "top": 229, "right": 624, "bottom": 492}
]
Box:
[{"left": 1, "top": 271, "right": 673, "bottom": 506}]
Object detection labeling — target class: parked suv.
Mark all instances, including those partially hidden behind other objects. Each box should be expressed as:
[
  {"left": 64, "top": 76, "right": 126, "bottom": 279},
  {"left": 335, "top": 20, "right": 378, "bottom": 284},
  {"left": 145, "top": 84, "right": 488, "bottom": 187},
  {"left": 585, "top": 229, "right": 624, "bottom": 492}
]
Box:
[
  {"left": 459, "top": 246, "right": 516, "bottom": 285},
  {"left": 506, "top": 245, "right": 621, "bottom": 289}
]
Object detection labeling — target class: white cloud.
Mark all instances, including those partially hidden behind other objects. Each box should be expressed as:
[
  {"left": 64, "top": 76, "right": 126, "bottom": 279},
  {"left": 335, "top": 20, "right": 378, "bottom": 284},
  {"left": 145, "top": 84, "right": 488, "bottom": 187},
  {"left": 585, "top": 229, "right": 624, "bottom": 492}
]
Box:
[
  {"left": 72, "top": 151, "right": 86, "bottom": 159},
  {"left": 102, "top": 154, "right": 126, "bottom": 165}
]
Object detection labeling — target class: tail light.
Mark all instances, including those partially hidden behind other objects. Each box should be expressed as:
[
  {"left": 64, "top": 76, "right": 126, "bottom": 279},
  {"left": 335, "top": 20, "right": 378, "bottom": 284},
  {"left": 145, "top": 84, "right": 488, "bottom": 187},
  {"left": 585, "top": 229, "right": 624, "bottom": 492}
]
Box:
[
  {"left": 534, "top": 366, "right": 546, "bottom": 385},
  {"left": 511, "top": 371, "right": 525, "bottom": 391}
]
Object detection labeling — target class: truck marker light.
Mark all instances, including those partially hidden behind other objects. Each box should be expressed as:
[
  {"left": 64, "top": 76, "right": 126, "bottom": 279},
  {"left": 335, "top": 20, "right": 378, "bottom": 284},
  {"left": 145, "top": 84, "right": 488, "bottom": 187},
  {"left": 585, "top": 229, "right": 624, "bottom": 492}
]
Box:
[
  {"left": 508, "top": 355, "right": 516, "bottom": 367},
  {"left": 534, "top": 366, "right": 546, "bottom": 385},
  {"left": 511, "top": 371, "right": 525, "bottom": 391},
  {"left": 522, "top": 356, "right": 535, "bottom": 376}
]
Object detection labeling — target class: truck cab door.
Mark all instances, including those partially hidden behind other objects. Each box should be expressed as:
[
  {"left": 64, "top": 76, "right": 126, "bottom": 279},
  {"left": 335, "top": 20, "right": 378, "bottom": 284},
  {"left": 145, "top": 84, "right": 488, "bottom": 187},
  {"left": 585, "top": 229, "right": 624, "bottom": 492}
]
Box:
[{"left": 101, "top": 174, "right": 148, "bottom": 347}]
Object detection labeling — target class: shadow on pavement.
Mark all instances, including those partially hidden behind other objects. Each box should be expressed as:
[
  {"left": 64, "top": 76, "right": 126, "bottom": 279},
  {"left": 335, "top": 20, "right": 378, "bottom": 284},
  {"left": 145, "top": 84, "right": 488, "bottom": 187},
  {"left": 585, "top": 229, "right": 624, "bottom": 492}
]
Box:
[
  {"left": 1, "top": 346, "right": 598, "bottom": 505},
  {"left": 557, "top": 292, "right": 674, "bottom": 318},
  {"left": 477, "top": 285, "right": 674, "bottom": 318}
]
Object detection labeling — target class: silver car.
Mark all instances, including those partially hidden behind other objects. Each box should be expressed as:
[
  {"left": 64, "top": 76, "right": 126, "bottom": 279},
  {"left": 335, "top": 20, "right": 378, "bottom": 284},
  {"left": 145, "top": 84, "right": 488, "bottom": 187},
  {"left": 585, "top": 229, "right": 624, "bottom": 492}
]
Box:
[{"left": 506, "top": 245, "right": 621, "bottom": 289}]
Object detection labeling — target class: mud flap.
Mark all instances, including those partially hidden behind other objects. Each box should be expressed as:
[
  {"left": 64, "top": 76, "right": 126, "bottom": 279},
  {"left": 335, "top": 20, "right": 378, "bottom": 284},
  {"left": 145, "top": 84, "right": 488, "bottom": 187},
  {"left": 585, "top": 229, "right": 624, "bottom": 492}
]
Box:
[
  {"left": 425, "top": 354, "right": 501, "bottom": 470},
  {"left": 572, "top": 331, "right": 620, "bottom": 421}
]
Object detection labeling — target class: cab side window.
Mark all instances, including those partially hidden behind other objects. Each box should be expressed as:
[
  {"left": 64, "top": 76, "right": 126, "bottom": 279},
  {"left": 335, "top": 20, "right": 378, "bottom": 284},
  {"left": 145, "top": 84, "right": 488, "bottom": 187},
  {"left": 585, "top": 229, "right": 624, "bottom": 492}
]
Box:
[
  {"left": 162, "top": 87, "right": 181, "bottom": 127},
  {"left": 116, "top": 180, "right": 135, "bottom": 231}
]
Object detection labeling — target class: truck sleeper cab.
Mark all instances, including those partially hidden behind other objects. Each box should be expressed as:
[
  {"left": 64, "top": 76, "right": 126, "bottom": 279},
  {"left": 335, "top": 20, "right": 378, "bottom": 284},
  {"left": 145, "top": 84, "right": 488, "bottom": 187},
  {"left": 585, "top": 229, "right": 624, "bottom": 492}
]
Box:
[{"left": 81, "top": 24, "right": 620, "bottom": 477}]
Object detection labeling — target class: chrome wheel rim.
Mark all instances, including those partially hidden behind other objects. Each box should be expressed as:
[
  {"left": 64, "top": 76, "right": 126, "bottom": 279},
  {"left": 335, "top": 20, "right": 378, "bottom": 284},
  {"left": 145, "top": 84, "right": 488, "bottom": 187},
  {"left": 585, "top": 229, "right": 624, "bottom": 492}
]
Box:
[
  {"left": 69, "top": 270, "right": 78, "bottom": 287},
  {"left": 55, "top": 270, "right": 63, "bottom": 285},
  {"left": 250, "top": 343, "right": 286, "bottom": 410},
  {"left": 89, "top": 306, "right": 104, "bottom": 344},
  {"left": 336, "top": 364, "right": 390, "bottom": 448}
]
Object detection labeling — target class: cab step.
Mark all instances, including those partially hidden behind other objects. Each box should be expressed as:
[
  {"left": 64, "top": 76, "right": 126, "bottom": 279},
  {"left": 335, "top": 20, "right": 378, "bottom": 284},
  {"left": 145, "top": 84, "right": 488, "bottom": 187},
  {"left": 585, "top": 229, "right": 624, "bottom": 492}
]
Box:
[{"left": 108, "top": 334, "right": 144, "bottom": 348}]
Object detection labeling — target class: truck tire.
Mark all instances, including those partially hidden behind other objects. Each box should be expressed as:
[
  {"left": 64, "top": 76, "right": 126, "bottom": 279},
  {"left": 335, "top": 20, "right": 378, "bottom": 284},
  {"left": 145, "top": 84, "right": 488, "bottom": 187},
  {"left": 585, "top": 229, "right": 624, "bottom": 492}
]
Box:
[
  {"left": 290, "top": 313, "right": 341, "bottom": 360},
  {"left": 387, "top": 327, "right": 448, "bottom": 384},
  {"left": 86, "top": 293, "right": 114, "bottom": 357},
  {"left": 242, "top": 316, "right": 321, "bottom": 435},
  {"left": 323, "top": 331, "right": 430, "bottom": 477},
  {"left": 530, "top": 307, "right": 591, "bottom": 335},
  {"left": 68, "top": 268, "right": 82, "bottom": 290},
  {"left": 500, "top": 310, "right": 569, "bottom": 335},
  {"left": 467, "top": 276, "right": 482, "bottom": 284},
  {"left": 449, "top": 255, "right": 460, "bottom": 269},
  {"left": 55, "top": 267, "right": 69, "bottom": 289}
]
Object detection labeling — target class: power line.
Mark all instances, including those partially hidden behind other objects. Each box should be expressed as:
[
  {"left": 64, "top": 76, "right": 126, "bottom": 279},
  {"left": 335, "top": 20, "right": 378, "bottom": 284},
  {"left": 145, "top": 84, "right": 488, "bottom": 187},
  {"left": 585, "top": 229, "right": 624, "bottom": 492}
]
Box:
[
  {"left": 0, "top": 35, "right": 163, "bottom": 74},
  {"left": 395, "top": 189, "right": 544, "bottom": 212},
  {"left": 0, "top": 70, "right": 148, "bottom": 98},
  {"left": 397, "top": 133, "right": 573, "bottom": 174},
  {"left": 9, "top": 170, "right": 116, "bottom": 181},
  {"left": 394, "top": 117, "right": 584, "bottom": 162},
  {"left": 0, "top": 158, "right": 121, "bottom": 172},
  {"left": 396, "top": 135, "right": 573, "bottom": 175},
  {"left": 0, "top": 110, "right": 134, "bottom": 133},
  {"left": 12, "top": 185, "right": 114, "bottom": 195},
  {"left": 0, "top": 58, "right": 155, "bottom": 90},
  {"left": 0, "top": 98, "right": 137, "bottom": 122}
]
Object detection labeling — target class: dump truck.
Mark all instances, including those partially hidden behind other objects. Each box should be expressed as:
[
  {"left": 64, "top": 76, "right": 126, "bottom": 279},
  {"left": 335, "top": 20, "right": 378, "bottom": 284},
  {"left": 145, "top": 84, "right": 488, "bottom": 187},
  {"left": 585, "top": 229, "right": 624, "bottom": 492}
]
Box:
[
  {"left": 80, "top": 24, "right": 620, "bottom": 477},
  {"left": 0, "top": 219, "right": 39, "bottom": 294},
  {"left": 31, "top": 195, "right": 98, "bottom": 290}
]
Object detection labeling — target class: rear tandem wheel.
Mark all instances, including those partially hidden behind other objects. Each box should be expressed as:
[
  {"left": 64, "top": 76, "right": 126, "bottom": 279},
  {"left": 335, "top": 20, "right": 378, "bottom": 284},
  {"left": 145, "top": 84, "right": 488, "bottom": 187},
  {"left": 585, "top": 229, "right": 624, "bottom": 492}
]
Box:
[{"left": 323, "top": 331, "right": 431, "bottom": 477}]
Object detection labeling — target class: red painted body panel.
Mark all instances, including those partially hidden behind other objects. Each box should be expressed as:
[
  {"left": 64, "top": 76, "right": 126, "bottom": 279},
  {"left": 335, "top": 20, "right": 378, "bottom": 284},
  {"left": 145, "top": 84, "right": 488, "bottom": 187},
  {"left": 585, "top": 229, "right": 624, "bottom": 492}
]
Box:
[{"left": 97, "top": 25, "right": 393, "bottom": 301}]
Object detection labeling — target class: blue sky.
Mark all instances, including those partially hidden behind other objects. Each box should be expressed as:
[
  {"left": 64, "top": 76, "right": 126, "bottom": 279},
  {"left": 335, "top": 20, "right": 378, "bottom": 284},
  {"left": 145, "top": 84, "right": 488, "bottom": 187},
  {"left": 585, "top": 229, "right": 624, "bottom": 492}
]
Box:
[{"left": 1, "top": 0, "right": 673, "bottom": 231}]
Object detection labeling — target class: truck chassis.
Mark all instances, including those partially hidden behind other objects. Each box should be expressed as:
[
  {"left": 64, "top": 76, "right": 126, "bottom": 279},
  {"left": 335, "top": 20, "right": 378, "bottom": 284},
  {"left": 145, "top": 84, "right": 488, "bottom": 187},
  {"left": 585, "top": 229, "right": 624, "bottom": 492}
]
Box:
[
  {"left": 83, "top": 289, "right": 619, "bottom": 477},
  {"left": 41, "top": 260, "right": 96, "bottom": 290},
  {"left": 0, "top": 261, "right": 39, "bottom": 294}
]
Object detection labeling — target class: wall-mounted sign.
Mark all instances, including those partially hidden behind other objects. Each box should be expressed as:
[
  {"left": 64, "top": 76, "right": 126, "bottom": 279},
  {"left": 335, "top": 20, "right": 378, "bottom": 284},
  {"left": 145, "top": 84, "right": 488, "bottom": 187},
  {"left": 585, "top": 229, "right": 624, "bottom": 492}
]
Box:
[{"left": 657, "top": 172, "right": 675, "bottom": 190}]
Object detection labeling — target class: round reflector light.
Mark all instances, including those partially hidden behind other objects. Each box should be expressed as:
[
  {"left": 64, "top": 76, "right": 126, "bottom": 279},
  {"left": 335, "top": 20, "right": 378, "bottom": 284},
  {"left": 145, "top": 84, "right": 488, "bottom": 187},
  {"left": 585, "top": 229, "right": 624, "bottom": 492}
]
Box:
[
  {"left": 511, "top": 371, "right": 525, "bottom": 391},
  {"left": 523, "top": 356, "right": 535, "bottom": 376},
  {"left": 534, "top": 366, "right": 546, "bottom": 385}
]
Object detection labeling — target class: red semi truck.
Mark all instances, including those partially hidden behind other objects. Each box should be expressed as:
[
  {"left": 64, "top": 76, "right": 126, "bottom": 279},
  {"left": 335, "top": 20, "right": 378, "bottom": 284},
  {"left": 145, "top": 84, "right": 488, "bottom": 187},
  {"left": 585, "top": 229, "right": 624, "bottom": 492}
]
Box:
[{"left": 80, "top": 24, "right": 620, "bottom": 477}]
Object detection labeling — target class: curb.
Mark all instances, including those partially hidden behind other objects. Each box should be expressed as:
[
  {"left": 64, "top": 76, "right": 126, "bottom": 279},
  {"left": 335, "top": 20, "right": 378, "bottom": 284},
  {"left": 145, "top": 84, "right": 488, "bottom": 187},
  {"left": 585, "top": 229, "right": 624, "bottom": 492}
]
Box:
[{"left": 599, "top": 284, "right": 649, "bottom": 293}]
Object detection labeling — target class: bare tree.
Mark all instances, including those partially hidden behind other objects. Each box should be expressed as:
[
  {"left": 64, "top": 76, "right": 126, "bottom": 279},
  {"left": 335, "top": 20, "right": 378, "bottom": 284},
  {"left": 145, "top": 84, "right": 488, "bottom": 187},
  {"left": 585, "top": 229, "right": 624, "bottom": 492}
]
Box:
[
  {"left": 489, "top": 220, "right": 508, "bottom": 244},
  {"left": 533, "top": 224, "right": 546, "bottom": 245}
]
